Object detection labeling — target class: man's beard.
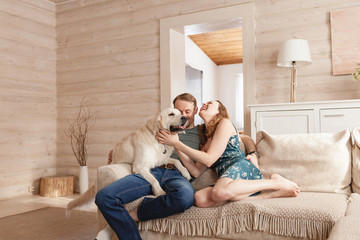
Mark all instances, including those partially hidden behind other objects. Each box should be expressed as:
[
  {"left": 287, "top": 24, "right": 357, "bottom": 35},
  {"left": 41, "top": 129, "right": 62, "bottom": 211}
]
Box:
[{"left": 185, "top": 119, "right": 194, "bottom": 129}]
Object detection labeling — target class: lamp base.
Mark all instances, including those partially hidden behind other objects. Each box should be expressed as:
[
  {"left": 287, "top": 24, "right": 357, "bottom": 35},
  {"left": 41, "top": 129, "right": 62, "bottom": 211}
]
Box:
[{"left": 290, "top": 63, "right": 297, "bottom": 103}]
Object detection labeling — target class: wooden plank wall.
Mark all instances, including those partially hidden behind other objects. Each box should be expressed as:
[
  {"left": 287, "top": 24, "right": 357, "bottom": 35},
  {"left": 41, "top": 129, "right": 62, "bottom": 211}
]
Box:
[
  {"left": 255, "top": 0, "right": 360, "bottom": 103},
  {"left": 56, "top": 0, "right": 360, "bottom": 189},
  {"left": 0, "top": 0, "right": 56, "bottom": 199},
  {"left": 55, "top": 0, "right": 163, "bottom": 186},
  {"left": 2, "top": 0, "right": 360, "bottom": 199}
]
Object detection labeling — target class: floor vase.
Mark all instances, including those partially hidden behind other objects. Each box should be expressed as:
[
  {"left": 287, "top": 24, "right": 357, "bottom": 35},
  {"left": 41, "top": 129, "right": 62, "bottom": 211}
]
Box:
[{"left": 79, "top": 166, "right": 89, "bottom": 194}]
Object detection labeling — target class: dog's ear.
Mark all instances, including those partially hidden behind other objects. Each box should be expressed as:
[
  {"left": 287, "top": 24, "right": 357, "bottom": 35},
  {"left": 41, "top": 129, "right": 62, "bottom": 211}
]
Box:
[
  {"left": 156, "top": 113, "right": 162, "bottom": 124},
  {"left": 155, "top": 113, "right": 164, "bottom": 129}
]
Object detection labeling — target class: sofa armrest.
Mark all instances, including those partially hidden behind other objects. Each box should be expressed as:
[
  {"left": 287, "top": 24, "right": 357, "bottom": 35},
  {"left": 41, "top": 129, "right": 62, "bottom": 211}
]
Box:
[
  {"left": 97, "top": 163, "right": 132, "bottom": 190},
  {"left": 96, "top": 164, "right": 131, "bottom": 239}
]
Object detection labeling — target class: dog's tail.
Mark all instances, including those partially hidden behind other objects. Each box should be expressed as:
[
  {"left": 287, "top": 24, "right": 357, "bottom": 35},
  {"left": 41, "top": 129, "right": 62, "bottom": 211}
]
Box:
[{"left": 66, "top": 184, "right": 97, "bottom": 217}]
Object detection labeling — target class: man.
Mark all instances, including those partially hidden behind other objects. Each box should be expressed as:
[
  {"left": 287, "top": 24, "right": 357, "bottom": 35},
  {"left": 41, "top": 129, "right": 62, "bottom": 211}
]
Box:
[{"left": 95, "top": 93, "right": 200, "bottom": 240}]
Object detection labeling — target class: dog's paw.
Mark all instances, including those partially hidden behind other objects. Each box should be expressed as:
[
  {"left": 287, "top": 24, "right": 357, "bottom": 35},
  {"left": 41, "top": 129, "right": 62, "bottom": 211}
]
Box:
[
  {"left": 182, "top": 171, "right": 192, "bottom": 181},
  {"left": 153, "top": 187, "right": 166, "bottom": 196},
  {"left": 180, "top": 169, "right": 191, "bottom": 181}
]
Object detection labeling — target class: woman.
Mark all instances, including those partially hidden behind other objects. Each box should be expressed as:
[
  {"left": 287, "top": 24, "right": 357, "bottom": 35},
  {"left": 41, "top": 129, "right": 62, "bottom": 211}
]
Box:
[{"left": 156, "top": 100, "right": 300, "bottom": 208}]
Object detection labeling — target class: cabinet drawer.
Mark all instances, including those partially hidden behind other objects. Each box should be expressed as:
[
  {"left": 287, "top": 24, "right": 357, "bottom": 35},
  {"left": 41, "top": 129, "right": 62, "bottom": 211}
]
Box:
[
  {"left": 320, "top": 108, "right": 360, "bottom": 133},
  {"left": 256, "top": 110, "right": 314, "bottom": 135}
]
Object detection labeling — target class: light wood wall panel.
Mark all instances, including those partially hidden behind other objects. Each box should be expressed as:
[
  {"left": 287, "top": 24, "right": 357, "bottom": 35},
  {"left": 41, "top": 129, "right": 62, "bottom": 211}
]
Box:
[
  {"left": 55, "top": 0, "right": 360, "bottom": 188},
  {"left": 0, "top": 0, "right": 56, "bottom": 200},
  {"left": 254, "top": 0, "right": 360, "bottom": 103}
]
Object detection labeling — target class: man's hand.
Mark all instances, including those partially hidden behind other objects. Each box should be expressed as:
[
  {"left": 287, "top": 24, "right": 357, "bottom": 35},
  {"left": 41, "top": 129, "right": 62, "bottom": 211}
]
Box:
[
  {"left": 107, "top": 150, "right": 113, "bottom": 164},
  {"left": 155, "top": 129, "right": 179, "bottom": 146}
]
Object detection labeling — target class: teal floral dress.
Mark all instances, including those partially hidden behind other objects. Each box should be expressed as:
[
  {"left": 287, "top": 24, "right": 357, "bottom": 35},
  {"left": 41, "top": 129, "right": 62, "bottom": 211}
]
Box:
[{"left": 210, "top": 135, "right": 263, "bottom": 181}]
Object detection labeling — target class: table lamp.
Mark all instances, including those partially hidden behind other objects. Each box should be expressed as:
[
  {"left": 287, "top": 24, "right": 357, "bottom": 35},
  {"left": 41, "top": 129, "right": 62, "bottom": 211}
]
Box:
[{"left": 277, "top": 39, "right": 312, "bottom": 102}]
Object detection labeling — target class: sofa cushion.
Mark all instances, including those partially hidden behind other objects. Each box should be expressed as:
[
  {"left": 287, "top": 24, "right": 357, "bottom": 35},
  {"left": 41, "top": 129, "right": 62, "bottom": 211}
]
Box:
[
  {"left": 123, "top": 192, "right": 347, "bottom": 240},
  {"left": 256, "top": 130, "right": 352, "bottom": 194},
  {"left": 346, "top": 193, "right": 360, "bottom": 215},
  {"left": 327, "top": 194, "right": 360, "bottom": 240},
  {"left": 327, "top": 215, "right": 360, "bottom": 240},
  {"left": 351, "top": 128, "right": 360, "bottom": 193}
]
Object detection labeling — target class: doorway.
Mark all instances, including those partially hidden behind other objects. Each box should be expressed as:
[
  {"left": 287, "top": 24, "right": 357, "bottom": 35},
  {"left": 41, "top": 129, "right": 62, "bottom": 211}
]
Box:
[
  {"left": 160, "top": 3, "right": 255, "bottom": 135},
  {"left": 185, "top": 65, "right": 203, "bottom": 126}
]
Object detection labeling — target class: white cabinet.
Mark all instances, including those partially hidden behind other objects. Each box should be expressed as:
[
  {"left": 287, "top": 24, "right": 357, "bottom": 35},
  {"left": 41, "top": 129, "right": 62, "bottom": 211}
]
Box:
[
  {"left": 256, "top": 110, "right": 314, "bottom": 135},
  {"left": 249, "top": 100, "right": 360, "bottom": 139},
  {"left": 320, "top": 108, "right": 360, "bottom": 133}
]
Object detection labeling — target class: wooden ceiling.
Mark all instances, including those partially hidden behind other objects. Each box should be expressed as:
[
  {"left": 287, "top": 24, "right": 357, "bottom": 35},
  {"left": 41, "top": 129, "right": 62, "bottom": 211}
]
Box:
[{"left": 188, "top": 27, "right": 243, "bottom": 65}]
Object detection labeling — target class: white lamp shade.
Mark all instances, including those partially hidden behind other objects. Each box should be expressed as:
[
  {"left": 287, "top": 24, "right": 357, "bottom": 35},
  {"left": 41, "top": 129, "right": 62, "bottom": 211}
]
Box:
[{"left": 277, "top": 39, "right": 312, "bottom": 67}]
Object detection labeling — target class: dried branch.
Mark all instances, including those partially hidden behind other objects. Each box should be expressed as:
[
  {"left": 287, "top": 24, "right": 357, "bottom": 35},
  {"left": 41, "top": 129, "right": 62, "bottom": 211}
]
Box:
[{"left": 65, "top": 99, "right": 96, "bottom": 166}]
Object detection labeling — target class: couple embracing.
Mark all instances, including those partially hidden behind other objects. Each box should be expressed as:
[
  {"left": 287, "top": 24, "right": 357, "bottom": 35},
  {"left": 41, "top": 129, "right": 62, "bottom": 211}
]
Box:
[{"left": 96, "top": 93, "right": 299, "bottom": 240}]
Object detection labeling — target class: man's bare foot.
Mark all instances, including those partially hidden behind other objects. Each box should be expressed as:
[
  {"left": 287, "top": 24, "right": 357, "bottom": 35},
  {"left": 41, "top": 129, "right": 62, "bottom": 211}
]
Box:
[
  {"left": 270, "top": 173, "right": 300, "bottom": 198},
  {"left": 129, "top": 208, "right": 139, "bottom": 222}
]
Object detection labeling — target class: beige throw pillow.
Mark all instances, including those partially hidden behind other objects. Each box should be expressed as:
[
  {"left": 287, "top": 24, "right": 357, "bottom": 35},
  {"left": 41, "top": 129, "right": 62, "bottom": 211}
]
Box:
[
  {"left": 256, "top": 130, "right": 352, "bottom": 194},
  {"left": 352, "top": 128, "right": 360, "bottom": 193}
]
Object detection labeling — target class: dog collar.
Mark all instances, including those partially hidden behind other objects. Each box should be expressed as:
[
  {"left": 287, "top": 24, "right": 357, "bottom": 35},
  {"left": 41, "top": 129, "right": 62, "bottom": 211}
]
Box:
[{"left": 163, "top": 145, "right": 167, "bottom": 154}]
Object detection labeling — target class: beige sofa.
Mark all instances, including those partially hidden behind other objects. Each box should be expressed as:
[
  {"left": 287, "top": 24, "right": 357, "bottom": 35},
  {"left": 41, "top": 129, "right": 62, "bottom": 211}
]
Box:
[{"left": 97, "top": 128, "right": 360, "bottom": 240}]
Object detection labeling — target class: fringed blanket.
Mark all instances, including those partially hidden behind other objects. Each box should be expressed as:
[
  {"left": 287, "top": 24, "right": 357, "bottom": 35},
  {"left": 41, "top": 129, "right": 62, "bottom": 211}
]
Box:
[{"left": 125, "top": 192, "right": 348, "bottom": 240}]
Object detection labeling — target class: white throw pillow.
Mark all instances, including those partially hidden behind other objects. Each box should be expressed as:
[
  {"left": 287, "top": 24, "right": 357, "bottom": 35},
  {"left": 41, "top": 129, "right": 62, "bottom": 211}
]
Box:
[
  {"left": 256, "top": 130, "right": 352, "bottom": 194},
  {"left": 352, "top": 128, "right": 360, "bottom": 193}
]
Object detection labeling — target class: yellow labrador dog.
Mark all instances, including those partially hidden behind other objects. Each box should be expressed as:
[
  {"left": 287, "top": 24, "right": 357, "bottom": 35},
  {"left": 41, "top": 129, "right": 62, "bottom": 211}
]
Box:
[
  {"left": 67, "top": 108, "right": 191, "bottom": 213},
  {"left": 111, "top": 107, "right": 191, "bottom": 195}
]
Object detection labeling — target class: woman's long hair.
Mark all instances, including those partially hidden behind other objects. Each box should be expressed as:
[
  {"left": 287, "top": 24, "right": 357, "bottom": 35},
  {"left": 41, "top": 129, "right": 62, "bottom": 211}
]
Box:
[{"left": 199, "top": 100, "right": 230, "bottom": 149}]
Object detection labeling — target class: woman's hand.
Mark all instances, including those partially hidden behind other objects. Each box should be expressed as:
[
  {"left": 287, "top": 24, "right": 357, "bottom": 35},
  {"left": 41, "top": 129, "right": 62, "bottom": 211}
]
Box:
[
  {"left": 246, "top": 154, "right": 259, "bottom": 169},
  {"left": 155, "top": 129, "right": 179, "bottom": 146}
]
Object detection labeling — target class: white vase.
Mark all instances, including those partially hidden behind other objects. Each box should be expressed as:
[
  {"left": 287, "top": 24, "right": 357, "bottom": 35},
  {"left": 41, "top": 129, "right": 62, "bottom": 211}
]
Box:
[{"left": 79, "top": 166, "right": 89, "bottom": 194}]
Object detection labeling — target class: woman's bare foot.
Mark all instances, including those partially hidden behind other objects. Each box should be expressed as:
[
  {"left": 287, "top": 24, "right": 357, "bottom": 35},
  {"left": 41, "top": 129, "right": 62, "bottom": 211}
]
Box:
[
  {"left": 270, "top": 173, "right": 300, "bottom": 198},
  {"left": 129, "top": 208, "right": 139, "bottom": 222}
]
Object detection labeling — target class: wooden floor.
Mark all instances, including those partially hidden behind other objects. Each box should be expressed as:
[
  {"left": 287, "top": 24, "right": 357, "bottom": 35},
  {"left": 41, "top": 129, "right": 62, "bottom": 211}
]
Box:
[{"left": 0, "top": 194, "right": 96, "bottom": 218}]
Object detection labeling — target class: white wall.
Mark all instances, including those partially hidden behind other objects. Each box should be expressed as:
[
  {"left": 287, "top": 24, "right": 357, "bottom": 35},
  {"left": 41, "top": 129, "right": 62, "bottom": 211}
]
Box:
[
  {"left": 217, "top": 64, "right": 244, "bottom": 130},
  {"left": 185, "top": 36, "right": 217, "bottom": 103}
]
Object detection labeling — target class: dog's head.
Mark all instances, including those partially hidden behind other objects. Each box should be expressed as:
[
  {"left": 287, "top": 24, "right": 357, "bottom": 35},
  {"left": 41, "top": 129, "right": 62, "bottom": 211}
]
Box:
[{"left": 157, "top": 108, "right": 188, "bottom": 132}]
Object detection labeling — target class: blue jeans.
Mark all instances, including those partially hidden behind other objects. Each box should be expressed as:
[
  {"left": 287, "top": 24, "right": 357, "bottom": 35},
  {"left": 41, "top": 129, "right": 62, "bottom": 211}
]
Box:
[{"left": 95, "top": 167, "right": 195, "bottom": 240}]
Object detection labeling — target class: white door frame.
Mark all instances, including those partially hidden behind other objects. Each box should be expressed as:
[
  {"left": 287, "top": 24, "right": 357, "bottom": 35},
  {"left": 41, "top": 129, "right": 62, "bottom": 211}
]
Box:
[{"left": 160, "top": 3, "right": 256, "bottom": 135}]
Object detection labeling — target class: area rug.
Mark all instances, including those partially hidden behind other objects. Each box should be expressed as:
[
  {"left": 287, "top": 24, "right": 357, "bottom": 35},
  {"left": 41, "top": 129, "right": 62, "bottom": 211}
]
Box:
[{"left": 0, "top": 207, "right": 97, "bottom": 240}]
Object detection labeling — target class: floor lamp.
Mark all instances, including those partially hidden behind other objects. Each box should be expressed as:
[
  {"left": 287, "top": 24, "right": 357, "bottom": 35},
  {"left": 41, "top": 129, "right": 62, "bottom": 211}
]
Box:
[{"left": 277, "top": 39, "right": 312, "bottom": 103}]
